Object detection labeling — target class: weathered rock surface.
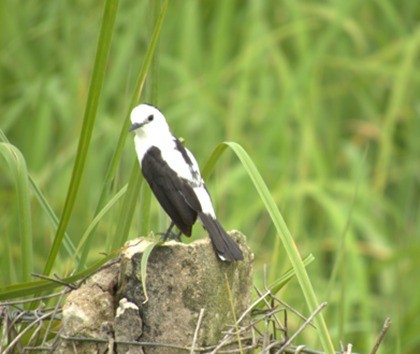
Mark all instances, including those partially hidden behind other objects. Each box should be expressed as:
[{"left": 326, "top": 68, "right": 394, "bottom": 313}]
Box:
[
  {"left": 119, "top": 231, "right": 253, "bottom": 353},
  {"left": 60, "top": 231, "right": 253, "bottom": 354},
  {"left": 114, "top": 298, "right": 144, "bottom": 353},
  {"left": 60, "top": 262, "right": 119, "bottom": 353}
]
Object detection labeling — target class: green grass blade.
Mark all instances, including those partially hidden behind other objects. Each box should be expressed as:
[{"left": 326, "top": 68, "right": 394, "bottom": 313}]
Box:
[
  {"left": 0, "top": 143, "right": 33, "bottom": 282},
  {"left": 374, "top": 30, "right": 420, "bottom": 192},
  {"left": 79, "top": 0, "right": 168, "bottom": 269},
  {"left": 140, "top": 240, "right": 162, "bottom": 304},
  {"left": 66, "top": 184, "right": 127, "bottom": 274},
  {"left": 201, "top": 143, "right": 229, "bottom": 180},
  {"left": 28, "top": 176, "right": 77, "bottom": 259},
  {"left": 203, "top": 141, "right": 335, "bottom": 354},
  {"left": 0, "top": 128, "right": 77, "bottom": 262},
  {"left": 110, "top": 0, "right": 168, "bottom": 250},
  {"left": 111, "top": 161, "right": 143, "bottom": 250},
  {"left": 253, "top": 254, "right": 315, "bottom": 310},
  {"left": 139, "top": 181, "right": 153, "bottom": 236},
  {"left": 42, "top": 0, "right": 120, "bottom": 276},
  {"left": 0, "top": 252, "right": 118, "bottom": 301},
  {"left": 137, "top": 0, "right": 163, "bottom": 236}
]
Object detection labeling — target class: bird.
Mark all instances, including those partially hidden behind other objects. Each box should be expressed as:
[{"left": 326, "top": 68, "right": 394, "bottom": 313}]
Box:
[{"left": 129, "top": 103, "right": 243, "bottom": 261}]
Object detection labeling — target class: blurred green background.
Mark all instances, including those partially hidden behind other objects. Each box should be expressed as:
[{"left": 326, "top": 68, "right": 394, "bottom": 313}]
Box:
[{"left": 1, "top": 0, "right": 419, "bottom": 353}]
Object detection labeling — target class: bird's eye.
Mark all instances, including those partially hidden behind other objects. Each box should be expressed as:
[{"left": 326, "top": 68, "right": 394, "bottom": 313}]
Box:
[{"left": 148, "top": 115, "right": 154, "bottom": 122}]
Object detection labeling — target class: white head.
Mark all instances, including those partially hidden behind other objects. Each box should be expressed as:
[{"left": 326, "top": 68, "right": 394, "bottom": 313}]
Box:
[{"left": 129, "top": 104, "right": 171, "bottom": 138}]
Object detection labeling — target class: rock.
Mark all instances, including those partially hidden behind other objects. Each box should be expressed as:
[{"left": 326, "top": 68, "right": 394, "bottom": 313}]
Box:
[
  {"left": 118, "top": 231, "right": 253, "bottom": 354},
  {"left": 114, "top": 298, "right": 143, "bottom": 353},
  {"left": 60, "top": 231, "right": 253, "bottom": 354},
  {"left": 59, "top": 262, "right": 119, "bottom": 353}
]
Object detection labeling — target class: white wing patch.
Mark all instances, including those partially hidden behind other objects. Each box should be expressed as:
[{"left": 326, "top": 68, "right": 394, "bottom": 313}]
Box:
[
  {"left": 184, "top": 147, "right": 201, "bottom": 180},
  {"left": 193, "top": 186, "right": 215, "bottom": 217},
  {"left": 161, "top": 144, "right": 196, "bottom": 181},
  {"left": 159, "top": 139, "right": 216, "bottom": 217}
]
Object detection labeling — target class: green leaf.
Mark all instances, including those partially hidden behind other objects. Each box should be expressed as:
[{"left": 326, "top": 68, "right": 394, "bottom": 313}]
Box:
[
  {"left": 42, "top": 0, "right": 120, "bottom": 276},
  {"left": 254, "top": 254, "right": 315, "bottom": 309},
  {"left": 79, "top": 0, "right": 169, "bottom": 268},
  {"left": 203, "top": 142, "right": 335, "bottom": 354},
  {"left": 0, "top": 252, "right": 118, "bottom": 301},
  {"left": 0, "top": 143, "right": 33, "bottom": 282},
  {"left": 28, "top": 176, "right": 77, "bottom": 260},
  {"left": 140, "top": 240, "right": 162, "bottom": 304},
  {"left": 111, "top": 161, "right": 143, "bottom": 250},
  {"left": 0, "top": 129, "right": 77, "bottom": 265},
  {"left": 66, "top": 184, "right": 128, "bottom": 273}
]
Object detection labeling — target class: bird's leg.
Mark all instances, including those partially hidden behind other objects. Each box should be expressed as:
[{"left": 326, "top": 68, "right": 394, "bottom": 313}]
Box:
[
  {"left": 160, "top": 221, "right": 182, "bottom": 242},
  {"left": 160, "top": 221, "right": 175, "bottom": 242},
  {"left": 171, "top": 229, "right": 183, "bottom": 242}
]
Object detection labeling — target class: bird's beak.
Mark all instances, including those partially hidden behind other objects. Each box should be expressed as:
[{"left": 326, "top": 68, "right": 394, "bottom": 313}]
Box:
[{"left": 129, "top": 122, "right": 143, "bottom": 132}]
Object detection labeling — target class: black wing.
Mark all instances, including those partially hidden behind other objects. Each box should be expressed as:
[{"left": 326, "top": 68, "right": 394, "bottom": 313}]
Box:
[{"left": 141, "top": 146, "right": 202, "bottom": 236}]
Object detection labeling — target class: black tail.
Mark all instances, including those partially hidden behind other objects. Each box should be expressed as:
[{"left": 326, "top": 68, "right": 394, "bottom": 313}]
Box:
[{"left": 198, "top": 213, "right": 243, "bottom": 261}]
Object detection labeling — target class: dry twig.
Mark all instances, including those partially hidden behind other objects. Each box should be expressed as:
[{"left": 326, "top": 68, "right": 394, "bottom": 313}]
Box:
[
  {"left": 370, "top": 317, "right": 391, "bottom": 354},
  {"left": 190, "top": 308, "right": 205, "bottom": 354}
]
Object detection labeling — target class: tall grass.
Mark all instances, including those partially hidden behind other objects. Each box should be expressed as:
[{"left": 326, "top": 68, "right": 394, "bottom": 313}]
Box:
[{"left": 1, "top": 0, "right": 419, "bottom": 353}]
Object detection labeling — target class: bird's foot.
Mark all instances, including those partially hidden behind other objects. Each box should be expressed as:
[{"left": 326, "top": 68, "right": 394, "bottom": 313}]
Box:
[
  {"left": 165, "top": 230, "right": 183, "bottom": 242},
  {"left": 158, "top": 222, "right": 183, "bottom": 242}
]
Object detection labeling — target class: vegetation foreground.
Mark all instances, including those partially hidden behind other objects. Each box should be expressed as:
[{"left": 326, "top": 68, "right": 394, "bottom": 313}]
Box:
[{"left": 1, "top": 1, "right": 418, "bottom": 353}]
